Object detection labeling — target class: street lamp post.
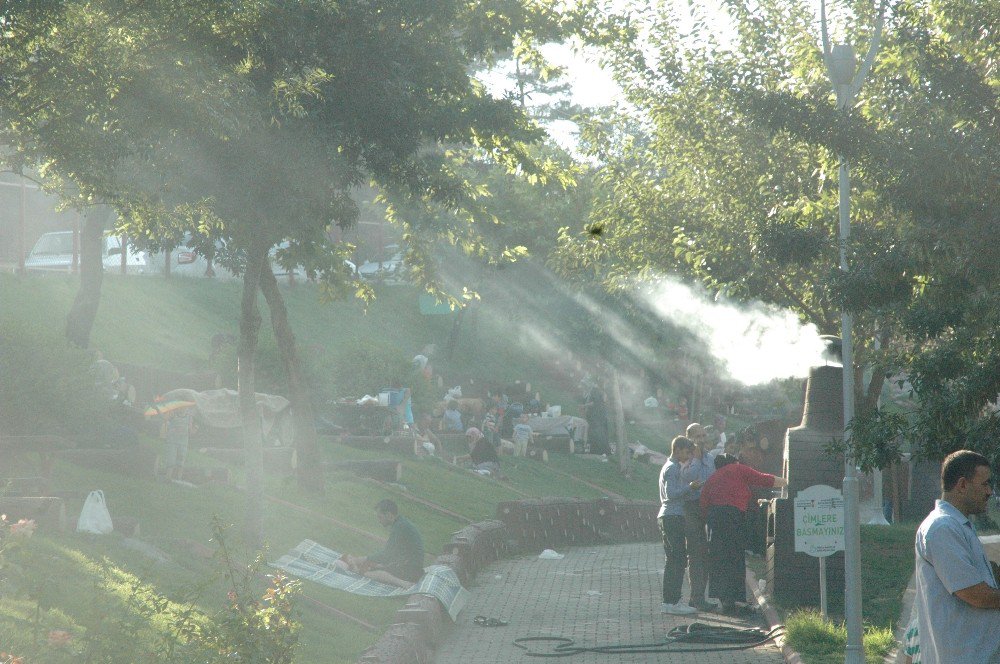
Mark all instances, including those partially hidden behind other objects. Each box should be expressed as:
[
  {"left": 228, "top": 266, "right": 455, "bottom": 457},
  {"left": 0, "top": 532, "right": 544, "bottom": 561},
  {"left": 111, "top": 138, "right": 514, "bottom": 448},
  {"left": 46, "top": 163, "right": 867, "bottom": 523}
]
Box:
[{"left": 820, "top": 2, "right": 887, "bottom": 663}]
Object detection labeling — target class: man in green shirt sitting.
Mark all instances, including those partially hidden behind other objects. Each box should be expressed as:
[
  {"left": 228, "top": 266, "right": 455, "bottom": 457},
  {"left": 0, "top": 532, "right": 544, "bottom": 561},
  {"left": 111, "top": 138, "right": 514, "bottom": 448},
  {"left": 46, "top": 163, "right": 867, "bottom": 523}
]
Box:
[{"left": 339, "top": 499, "right": 425, "bottom": 588}]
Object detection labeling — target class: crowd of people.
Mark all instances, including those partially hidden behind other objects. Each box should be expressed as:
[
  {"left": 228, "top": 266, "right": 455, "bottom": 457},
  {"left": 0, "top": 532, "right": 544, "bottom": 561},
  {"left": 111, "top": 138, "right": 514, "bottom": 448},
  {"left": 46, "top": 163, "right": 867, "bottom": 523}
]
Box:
[{"left": 657, "top": 422, "right": 786, "bottom": 616}]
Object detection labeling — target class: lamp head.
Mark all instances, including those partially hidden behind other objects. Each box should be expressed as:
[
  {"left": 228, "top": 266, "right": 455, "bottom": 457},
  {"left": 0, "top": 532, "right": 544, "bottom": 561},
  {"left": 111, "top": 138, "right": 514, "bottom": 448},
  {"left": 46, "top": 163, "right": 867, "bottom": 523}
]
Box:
[{"left": 829, "top": 44, "right": 857, "bottom": 86}]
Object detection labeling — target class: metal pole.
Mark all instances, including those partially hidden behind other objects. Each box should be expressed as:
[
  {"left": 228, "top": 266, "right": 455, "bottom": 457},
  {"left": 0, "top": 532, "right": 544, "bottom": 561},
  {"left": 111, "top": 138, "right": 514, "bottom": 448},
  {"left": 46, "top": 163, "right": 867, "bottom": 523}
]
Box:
[
  {"left": 869, "top": 333, "right": 890, "bottom": 525},
  {"left": 839, "top": 153, "right": 863, "bottom": 664},
  {"left": 819, "top": 556, "right": 828, "bottom": 620},
  {"left": 820, "top": 7, "right": 886, "bottom": 657}
]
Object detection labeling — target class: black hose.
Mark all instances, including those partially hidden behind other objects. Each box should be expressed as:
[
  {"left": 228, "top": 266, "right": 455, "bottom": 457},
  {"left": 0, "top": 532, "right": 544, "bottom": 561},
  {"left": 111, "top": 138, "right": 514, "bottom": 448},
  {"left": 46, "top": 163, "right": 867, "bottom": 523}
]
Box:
[{"left": 512, "top": 622, "right": 785, "bottom": 657}]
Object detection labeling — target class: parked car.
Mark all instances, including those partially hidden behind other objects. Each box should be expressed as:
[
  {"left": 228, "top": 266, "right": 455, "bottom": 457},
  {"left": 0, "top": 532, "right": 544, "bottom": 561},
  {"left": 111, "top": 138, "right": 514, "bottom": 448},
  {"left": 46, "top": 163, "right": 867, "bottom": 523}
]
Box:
[
  {"left": 23, "top": 231, "right": 146, "bottom": 274},
  {"left": 144, "top": 236, "right": 238, "bottom": 280},
  {"left": 145, "top": 237, "right": 318, "bottom": 281},
  {"left": 358, "top": 245, "right": 407, "bottom": 282}
]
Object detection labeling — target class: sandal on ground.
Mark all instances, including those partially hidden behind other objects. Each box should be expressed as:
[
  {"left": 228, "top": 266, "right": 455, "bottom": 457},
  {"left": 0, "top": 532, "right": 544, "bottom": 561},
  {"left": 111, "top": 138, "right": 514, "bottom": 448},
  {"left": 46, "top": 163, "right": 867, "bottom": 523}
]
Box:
[{"left": 473, "top": 615, "right": 509, "bottom": 627}]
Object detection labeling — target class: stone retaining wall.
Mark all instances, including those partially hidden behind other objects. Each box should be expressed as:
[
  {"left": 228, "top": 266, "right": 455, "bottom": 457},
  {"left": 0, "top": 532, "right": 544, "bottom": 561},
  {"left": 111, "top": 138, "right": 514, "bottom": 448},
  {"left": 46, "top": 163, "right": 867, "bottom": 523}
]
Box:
[{"left": 356, "top": 498, "right": 659, "bottom": 663}]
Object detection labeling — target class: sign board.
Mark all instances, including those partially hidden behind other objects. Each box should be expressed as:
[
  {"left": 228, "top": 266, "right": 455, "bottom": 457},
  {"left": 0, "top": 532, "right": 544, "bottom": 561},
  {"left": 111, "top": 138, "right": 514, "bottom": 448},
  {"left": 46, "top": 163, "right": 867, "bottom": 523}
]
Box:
[
  {"left": 794, "top": 484, "right": 845, "bottom": 557},
  {"left": 418, "top": 294, "right": 453, "bottom": 315}
]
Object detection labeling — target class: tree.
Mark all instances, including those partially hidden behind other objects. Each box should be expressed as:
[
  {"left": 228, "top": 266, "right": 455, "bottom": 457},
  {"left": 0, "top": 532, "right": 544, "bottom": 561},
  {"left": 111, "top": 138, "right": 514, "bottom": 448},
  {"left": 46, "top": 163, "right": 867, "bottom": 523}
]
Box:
[
  {"left": 558, "top": 0, "right": 1000, "bottom": 467},
  {"left": 1, "top": 0, "right": 568, "bottom": 543}
]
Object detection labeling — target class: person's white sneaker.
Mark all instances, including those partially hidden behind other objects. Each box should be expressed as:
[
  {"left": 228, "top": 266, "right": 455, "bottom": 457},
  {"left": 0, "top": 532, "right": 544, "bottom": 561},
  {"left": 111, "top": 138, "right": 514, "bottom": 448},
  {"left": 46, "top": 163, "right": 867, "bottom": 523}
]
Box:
[{"left": 661, "top": 602, "right": 698, "bottom": 615}]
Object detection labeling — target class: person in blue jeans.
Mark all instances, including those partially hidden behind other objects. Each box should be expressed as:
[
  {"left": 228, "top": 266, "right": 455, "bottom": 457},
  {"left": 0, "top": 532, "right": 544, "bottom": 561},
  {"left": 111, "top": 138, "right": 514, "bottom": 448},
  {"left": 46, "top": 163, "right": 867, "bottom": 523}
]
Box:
[{"left": 658, "top": 435, "right": 700, "bottom": 616}]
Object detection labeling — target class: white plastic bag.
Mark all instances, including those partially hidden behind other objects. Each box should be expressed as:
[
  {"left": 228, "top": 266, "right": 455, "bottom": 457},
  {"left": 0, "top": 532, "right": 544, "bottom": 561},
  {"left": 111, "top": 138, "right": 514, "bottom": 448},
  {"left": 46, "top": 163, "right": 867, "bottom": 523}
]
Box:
[{"left": 77, "top": 490, "right": 114, "bottom": 534}]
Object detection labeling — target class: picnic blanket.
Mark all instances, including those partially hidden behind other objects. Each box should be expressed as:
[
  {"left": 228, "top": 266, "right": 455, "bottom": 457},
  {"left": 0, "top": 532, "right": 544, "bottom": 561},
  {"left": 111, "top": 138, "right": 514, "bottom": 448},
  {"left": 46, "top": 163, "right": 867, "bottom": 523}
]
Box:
[{"left": 271, "top": 539, "right": 468, "bottom": 621}]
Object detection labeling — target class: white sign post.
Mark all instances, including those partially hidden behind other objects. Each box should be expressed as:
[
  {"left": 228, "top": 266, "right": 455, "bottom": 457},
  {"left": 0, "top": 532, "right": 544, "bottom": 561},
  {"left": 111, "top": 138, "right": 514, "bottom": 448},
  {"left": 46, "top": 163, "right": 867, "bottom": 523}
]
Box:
[{"left": 794, "top": 484, "right": 845, "bottom": 619}]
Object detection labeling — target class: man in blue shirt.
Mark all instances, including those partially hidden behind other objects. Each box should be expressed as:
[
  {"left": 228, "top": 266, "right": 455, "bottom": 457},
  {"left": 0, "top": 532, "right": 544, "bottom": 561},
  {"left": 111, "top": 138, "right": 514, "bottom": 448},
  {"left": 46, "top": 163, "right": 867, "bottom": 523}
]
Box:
[
  {"left": 681, "top": 423, "right": 715, "bottom": 611},
  {"left": 914, "top": 449, "right": 1000, "bottom": 663},
  {"left": 658, "top": 435, "right": 701, "bottom": 615}
]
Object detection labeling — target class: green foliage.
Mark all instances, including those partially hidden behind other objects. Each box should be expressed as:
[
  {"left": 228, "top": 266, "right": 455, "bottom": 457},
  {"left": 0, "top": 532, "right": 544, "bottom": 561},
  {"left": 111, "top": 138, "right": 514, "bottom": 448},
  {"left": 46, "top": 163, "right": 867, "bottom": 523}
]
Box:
[
  {"left": 0, "top": 321, "right": 113, "bottom": 440},
  {"left": 0, "top": 516, "right": 300, "bottom": 663},
  {"left": 556, "top": 0, "right": 1000, "bottom": 467},
  {"left": 841, "top": 406, "right": 907, "bottom": 472},
  {"left": 784, "top": 610, "right": 896, "bottom": 664}
]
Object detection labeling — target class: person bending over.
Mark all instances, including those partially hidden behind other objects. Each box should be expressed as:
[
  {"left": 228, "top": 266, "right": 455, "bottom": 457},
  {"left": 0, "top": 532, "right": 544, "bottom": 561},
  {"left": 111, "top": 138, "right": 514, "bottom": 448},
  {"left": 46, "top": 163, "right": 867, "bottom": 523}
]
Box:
[{"left": 699, "top": 453, "right": 786, "bottom": 615}]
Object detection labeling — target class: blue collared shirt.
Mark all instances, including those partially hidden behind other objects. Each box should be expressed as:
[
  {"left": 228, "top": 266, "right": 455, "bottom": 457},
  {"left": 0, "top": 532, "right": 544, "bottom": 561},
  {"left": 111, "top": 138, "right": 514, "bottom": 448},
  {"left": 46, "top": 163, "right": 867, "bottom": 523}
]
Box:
[
  {"left": 914, "top": 499, "right": 1000, "bottom": 664},
  {"left": 681, "top": 455, "right": 714, "bottom": 501},
  {"left": 658, "top": 458, "right": 693, "bottom": 518}
]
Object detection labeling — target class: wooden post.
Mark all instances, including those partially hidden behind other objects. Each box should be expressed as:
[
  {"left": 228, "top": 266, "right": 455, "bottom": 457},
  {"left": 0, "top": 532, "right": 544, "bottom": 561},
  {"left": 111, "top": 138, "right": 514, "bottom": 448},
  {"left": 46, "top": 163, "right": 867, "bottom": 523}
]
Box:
[
  {"left": 612, "top": 369, "right": 629, "bottom": 475},
  {"left": 72, "top": 215, "right": 80, "bottom": 274},
  {"left": 120, "top": 234, "right": 127, "bottom": 275}
]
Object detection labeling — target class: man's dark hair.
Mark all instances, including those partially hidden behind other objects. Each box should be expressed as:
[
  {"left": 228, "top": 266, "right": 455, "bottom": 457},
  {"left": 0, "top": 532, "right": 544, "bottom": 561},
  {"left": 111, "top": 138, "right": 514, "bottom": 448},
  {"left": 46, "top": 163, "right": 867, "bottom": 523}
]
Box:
[
  {"left": 715, "top": 453, "right": 737, "bottom": 470},
  {"left": 670, "top": 435, "right": 694, "bottom": 455},
  {"left": 376, "top": 498, "right": 398, "bottom": 515},
  {"left": 736, "top": 426, "right": 759, "bottom": 447},
  {"left": 942, "top": 450, "right": 991, "bottom": 492}
]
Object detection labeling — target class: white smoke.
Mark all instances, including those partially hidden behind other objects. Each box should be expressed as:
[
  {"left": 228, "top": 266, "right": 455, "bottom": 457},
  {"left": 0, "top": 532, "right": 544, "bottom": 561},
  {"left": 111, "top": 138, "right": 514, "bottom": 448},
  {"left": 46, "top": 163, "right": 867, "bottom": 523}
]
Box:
[{"left": 642, "top": 277, "right": 827, "bottom": 386}]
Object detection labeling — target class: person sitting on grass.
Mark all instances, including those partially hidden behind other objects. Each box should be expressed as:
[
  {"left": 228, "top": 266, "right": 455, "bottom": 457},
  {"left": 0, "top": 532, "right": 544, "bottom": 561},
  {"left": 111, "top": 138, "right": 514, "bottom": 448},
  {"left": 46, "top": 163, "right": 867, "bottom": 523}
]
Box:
[
  {"left": 335, "top": 499, "right": 425, "bottom": 589},
  {"left": 413, "top": 413, "right": 441, "bottom": 456},
  {"left": 481, "top": 403, "right": 502, "bottom": 450},
  {"left": 455, "top": 427, "right": 502, "bottom": 476},
  {"left": 512, "top": 413, "right": 533, "bottom": 457},
  {"left": 441, "top": 399, "right": 464, "bottom": 432}
]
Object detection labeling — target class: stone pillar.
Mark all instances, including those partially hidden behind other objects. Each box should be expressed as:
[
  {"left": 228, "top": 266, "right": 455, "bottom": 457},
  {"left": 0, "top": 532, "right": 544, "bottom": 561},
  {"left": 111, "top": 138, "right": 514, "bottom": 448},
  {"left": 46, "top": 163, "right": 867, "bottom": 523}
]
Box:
[{"left": 765, "top": 365, "right": 846, "bottom": 604}]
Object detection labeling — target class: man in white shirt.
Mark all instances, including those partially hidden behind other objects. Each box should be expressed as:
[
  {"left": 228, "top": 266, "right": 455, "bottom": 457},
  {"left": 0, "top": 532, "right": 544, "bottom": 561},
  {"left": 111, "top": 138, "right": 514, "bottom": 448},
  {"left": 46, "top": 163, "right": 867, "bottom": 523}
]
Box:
[{"left": 914, "top": 449, "right": 1000, "bottom": 663}]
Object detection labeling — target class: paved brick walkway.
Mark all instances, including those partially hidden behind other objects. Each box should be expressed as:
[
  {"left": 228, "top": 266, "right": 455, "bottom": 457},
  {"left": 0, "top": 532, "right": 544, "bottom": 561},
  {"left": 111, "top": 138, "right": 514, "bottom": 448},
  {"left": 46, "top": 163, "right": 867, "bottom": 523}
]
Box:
[{"left": 435, "top": 542, "right": 783, "bottom": 663}]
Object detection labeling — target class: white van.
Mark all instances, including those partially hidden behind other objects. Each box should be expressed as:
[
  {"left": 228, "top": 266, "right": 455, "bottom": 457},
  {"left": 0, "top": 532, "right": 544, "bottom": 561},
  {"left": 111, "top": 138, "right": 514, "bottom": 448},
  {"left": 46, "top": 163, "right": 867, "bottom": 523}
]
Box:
[{"left": 24, "top": 231, "right": 146, "bottom": 273}]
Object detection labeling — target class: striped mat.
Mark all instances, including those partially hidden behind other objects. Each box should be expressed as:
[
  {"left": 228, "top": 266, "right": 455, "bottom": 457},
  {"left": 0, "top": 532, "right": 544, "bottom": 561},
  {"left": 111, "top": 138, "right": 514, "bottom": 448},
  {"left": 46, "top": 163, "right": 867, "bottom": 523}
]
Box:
[{"left": 271, "top": 539, "right": 468, "bottom": 621}]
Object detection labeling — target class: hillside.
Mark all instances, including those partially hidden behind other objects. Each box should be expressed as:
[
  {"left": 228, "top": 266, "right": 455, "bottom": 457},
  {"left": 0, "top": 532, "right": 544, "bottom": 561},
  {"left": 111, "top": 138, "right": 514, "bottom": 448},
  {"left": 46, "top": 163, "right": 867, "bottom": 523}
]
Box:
[{"left": 0, "top": 270, "right": 676, "bottom": 662}]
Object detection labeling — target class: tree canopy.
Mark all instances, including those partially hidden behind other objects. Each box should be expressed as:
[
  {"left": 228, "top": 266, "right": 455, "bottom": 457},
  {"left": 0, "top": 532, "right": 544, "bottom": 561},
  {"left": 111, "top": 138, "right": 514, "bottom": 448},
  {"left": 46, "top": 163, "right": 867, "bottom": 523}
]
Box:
[
  {"left": 555, "top": 0, "right": 999, "bottom": 464},
  {"left": 0, "top": 0, "right": 577, "bottom": 541}
]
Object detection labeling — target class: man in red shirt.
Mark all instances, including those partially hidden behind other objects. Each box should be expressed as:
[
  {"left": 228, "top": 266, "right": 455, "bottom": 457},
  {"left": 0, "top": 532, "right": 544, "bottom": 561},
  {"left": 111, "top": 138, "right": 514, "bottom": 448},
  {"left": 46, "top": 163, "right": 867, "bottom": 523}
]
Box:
[{"left": 700, "top": 454, "right": 787, "bottom": 615}]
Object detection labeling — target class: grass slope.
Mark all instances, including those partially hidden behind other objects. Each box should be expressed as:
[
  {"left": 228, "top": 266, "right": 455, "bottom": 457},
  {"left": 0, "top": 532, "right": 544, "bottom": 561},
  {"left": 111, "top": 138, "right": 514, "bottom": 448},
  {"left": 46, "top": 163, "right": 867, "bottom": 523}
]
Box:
[{"left": 0, "top": 270, "right": 677, "bottom": 661}]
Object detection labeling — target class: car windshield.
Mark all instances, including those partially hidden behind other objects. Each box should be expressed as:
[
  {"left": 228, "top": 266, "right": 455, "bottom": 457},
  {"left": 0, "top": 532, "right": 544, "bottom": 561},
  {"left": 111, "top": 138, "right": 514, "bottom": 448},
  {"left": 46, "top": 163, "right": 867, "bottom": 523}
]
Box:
[{"left": 31, "top": 233, "right": 74, "bottom": 256}]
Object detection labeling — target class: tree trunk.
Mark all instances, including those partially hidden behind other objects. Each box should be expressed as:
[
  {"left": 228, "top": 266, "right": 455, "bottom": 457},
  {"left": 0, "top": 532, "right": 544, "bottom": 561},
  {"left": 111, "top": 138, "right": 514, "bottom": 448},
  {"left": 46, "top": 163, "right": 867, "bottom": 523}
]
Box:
[
  {"left": 445, "top": 305, "right": 467, "bottom": 360},
  {"left": 612, "top": 369, "right": 630, "bottom": 476},
  {"left": 239, "top": 237, "right": 268, "bottom": 547},
  {"left": 889, "top": 460, "right": 901, "bottom": 524},
  {"left": 65, "top": 206, "right": 112, "bottom": 348},
  {"left": 259, "top": 264, "right": 325, "bottom": 494}
]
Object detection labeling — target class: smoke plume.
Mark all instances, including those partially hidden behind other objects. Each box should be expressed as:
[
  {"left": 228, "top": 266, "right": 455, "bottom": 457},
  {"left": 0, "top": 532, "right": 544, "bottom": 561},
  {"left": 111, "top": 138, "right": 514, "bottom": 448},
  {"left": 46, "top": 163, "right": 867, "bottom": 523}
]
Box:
[{"left": 642, "top": 277, "right": 827, "bottom": 386}]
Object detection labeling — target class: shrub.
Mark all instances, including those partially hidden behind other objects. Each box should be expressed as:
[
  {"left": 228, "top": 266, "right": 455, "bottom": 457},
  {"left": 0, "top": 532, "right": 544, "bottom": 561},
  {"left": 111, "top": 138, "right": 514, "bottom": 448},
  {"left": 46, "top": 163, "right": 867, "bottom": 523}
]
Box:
[{"left": 0, "top": 322, "right": 114, "bottom": 440}]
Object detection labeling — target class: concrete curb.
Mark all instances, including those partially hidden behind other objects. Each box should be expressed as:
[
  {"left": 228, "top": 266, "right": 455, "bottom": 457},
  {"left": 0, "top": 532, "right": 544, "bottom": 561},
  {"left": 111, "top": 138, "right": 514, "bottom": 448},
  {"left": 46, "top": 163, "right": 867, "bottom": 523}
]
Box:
[{"left": 746, "top": 569, "right": 804, "bottom": 664}]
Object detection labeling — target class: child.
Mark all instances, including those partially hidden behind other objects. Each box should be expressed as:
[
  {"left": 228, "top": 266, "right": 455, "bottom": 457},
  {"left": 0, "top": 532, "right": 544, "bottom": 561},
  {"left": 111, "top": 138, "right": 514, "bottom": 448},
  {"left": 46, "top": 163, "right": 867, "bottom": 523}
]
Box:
[
  {"left": 512, "top": 413, "right": 533, "bottom": 457},
  {"left": 161, "top": 406, "right": 196, "bottom": 481}
]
